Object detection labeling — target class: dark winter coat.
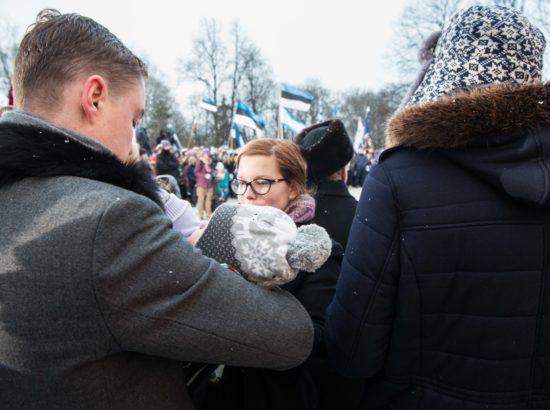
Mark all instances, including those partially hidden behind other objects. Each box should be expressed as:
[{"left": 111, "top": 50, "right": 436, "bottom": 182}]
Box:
[
  {"left": 314, "top": 180, "right": 358, "bottom": 250},
  {"left": 136, "top": 127, "right": 151, "bottom": 152},
  {"left": 156, "top": 149, "right": 181, "bottom": 181},
  {"left": 205, "top": 235, "right": 344, "bottom": 410},
  {"left": 325, "top": 82, "right": 550, "bottom": 409},
  {"left": 185, "top": 163, "right": 196, "bottom": 183},
  {"left": 353, "top": 154, "right": 369, "bottom": 186},
  {"left": 0, "top": 111, "right": 314, "bottom": 410},
  {"left": 310, "top": 180, "right": 363, "bottom": 409}
]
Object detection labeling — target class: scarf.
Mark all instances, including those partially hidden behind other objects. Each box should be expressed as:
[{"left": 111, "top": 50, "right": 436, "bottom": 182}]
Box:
[{"left": 284, "top": 193, "right": 316, "bottom": 224}]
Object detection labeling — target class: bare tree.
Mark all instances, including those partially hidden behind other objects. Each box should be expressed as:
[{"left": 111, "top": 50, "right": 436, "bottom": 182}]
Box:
[
  {"left": 221, "top": 21, "right": 259, "bottom": 145},
  {"left": 228, "top": 22, "right": 253, "bottom": 110},
  {"left": 388, "top": 0, "right": 465, "bottom": 83},
  {"left": 390, "top": 0, "right": 550, "bottom": 84},
  {"left": 492, "top": 0, "right": 526, "bottom": 11},
  {"left": 337, "top": 83, "right": 406, "bottom": 149},
  {"left": 179, "top": 18, "right": 227, "bottom": 104},
  {"left": 301, "top": 79, "right": 331, "bottom": 125},
  {"left": 142, "top": 65, "right": 188, "bottom": 148},
  {"left": 178, "top": 18, "right": 228, "bottom": 144},
  {"left": 179, "top": 18, "right": 277, "bottom": 145},
  {"left": 240, "top": 44, "right": 276, "bottom": 115},
  {"left": 226, "top": 22, "right": 277, "bottom": 142}
]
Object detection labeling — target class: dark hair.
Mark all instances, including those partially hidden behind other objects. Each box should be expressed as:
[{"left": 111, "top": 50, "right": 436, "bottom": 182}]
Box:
[
  {"left": 13, "top": 9, "right": 148, "bottom": 109},
  {"left": 236, "top": 139, "right": 308, "bottom": 196}
]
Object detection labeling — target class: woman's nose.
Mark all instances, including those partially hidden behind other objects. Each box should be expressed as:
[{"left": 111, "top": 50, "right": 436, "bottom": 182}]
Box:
[{"left": 244, "top": 186, "right": 257, "bottom": 200}]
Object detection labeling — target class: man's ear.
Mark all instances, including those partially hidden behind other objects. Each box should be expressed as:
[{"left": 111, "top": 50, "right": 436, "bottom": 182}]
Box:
[
  {"left": 80, "top": 75, "right": 107, "bottom": 124},
  {"left": 340, "top": 167, "right": 347, "bottom": 181}
]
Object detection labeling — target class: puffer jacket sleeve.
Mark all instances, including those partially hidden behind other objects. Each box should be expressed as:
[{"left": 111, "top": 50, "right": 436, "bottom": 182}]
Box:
[
  {"left": 91, "top": 193, "right": 314, "bottom": 370},
  {"left": 325, "top": 162, "right": 400, "bottom": 378}
]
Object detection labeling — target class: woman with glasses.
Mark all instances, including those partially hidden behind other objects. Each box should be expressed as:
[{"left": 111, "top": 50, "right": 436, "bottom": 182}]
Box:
[{"left": 204, "top": 138, "right": 344, "bottom": 410}]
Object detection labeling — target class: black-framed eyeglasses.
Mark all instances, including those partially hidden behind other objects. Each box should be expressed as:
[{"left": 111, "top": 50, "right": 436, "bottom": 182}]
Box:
[{"left": 230, "top": 178, "right": 287, "bottom": 196}]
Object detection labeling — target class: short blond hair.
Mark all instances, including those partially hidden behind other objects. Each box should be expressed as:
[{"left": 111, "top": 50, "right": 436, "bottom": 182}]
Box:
[{"left": 13, "top": 9, "right": 147, "bottom": 109}]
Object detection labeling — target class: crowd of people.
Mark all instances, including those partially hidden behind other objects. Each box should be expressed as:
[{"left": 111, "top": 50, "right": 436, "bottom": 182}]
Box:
[
  {"left": 2, "top": 5, "right": 550, "bottom": 410},
  {"left": 144, "top": 139, "right": 237, "bottom": 219},
  {"left": 134, "top": 130, "right": 376, "bottom": 224}
]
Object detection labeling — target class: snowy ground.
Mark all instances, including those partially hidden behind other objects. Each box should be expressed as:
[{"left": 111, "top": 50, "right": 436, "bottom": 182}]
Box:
[{"left": 349, "top": 186, "right": 362, "bottom": 201}]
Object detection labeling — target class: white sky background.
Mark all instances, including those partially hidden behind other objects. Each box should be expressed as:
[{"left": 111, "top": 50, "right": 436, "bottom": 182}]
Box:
[{"left": 0, "top": 0, "right": 407, "bottom": 109}]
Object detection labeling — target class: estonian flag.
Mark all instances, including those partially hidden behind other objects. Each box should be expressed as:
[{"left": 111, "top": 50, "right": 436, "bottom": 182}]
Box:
[
  {"left": 231, "top": 123, "right": 245, "bottom": 147},
  {"left": 353, "top": 107, "right": 370, "bottom": 151},
  {"left": 280, "top": 107, "right": 305, "bottom": 134},
  {"left": 199, "top": 97, "right": 218, "bottom": 112},
  {"left": 233, "top": 101, "right": 266, "bottom": 135},
  {"left": 280, "top": 83, "right": 313, "bottom": 112},
  {"left": 317, "top": 102, "right": 325, "bottom": 122}
]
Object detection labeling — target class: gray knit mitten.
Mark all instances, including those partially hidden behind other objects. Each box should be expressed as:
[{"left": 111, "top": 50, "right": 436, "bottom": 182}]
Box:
[
  {"left": 287, "top": 224, "right": 332, "bottom": 273},
  {"left": 195, "top": 203, "right": 331, "bottom": 287}
]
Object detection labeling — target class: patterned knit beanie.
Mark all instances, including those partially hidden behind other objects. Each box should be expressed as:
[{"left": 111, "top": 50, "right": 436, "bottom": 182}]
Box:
[
  {"left": 403, "top": 5, "right": 546, "bottom": 107},
  {"left": 195, "top": 203, "right": 332, "bottom": 288}
]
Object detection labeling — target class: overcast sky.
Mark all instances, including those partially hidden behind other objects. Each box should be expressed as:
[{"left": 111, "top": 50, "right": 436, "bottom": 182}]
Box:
[{"left": 0, "top": 0, "right": 407, "bottom": 107}]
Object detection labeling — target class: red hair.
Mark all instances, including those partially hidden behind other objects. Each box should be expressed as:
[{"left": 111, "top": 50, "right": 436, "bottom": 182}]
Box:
[{"left": 236, "top": 139, "right": 308, "bottom": 196}]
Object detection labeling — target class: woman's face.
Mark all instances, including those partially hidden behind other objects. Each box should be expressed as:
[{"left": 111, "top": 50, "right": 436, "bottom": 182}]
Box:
[{"left": 237, "top": 154, "right": 298, "bottom": 210}]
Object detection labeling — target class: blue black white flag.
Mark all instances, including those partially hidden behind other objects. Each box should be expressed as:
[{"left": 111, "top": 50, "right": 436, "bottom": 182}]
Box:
[
  {"left": 353, "top": 107, "right": 370, "bottom": 151},
  {"left": 233, "top": 101, "right": 266, "bottom": 135},
  {"left": 199, "top": 97, "right": 217, "bottom": 112},
  {"left": 353, "top": 117, "right": 363, "bottom": 151},
  {"left": 363, "top": 107, "right": 370, "bottom": 137},
  {"left": 280, "top": 83, "right": 313, "bottom": 112},
  {"left": 280, "top": 107, "right": 305, "bottom": 134},
  {"left": 231, "top": 123, "right": 245, "bottom": 148},
  {"left": 317, "top": 103, "right": 325, "bottom": 122}
]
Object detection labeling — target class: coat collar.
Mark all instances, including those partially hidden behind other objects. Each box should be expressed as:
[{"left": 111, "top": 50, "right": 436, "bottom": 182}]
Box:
[
  {"left": 316, "top": 180, "right": 355, "bottom": 198},
  {"left": 0, "top": 111, "right": 162, "bottom": 208},
  {"left": 387, "top": 82, "right": 550, "bottom": 150}
]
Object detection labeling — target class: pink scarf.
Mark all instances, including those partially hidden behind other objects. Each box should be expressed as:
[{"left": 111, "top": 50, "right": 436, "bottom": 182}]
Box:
[{"left": 284, "top": 194, "right": 316, "bottom": 224}]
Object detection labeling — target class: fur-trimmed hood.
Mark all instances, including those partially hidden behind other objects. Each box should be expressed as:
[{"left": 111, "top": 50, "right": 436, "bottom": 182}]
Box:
[
  {"left": 385, "top": 82, "right": 550, "bottom": 207},
  {"left": 0, "top": 111, "right": 162, "bottom": 208}
]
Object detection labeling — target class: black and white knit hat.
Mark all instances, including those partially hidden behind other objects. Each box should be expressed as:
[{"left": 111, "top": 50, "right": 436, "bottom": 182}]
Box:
[
  {"left": 402, "top": 5, "right": 546, "bottom": 107},
  {"left": 195, "top": 203, "right": 332, "bottom": 288}
]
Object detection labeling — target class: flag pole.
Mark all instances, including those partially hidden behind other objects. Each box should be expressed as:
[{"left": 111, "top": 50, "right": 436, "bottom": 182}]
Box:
[
  {"left": 187, "top": 112, "right": 199, "bottom": 148},
  {"left": 228, "top": 99, "right": 238, "bottom": 148},
  {"left": 364, "top": 106, "right": 371, "bottom": 148},
  {"left": 277, "top": 85, "right": 283, "bottom": 139}
]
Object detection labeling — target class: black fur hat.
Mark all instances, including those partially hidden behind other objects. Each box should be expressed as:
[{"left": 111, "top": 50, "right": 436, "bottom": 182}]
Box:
[{"left": 294, "top": 119, "right": 354, "bottom": 183}]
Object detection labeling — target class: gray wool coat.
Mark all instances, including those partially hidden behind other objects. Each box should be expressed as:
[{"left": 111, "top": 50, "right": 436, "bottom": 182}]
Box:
[{"left": 0, "top": 111, "right": 313, "bottom": 409}]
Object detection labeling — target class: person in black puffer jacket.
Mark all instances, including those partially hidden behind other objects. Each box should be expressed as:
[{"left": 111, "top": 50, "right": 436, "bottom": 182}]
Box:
[{"left": 326, "top": 6, "right": 550, "bottom": 410}]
